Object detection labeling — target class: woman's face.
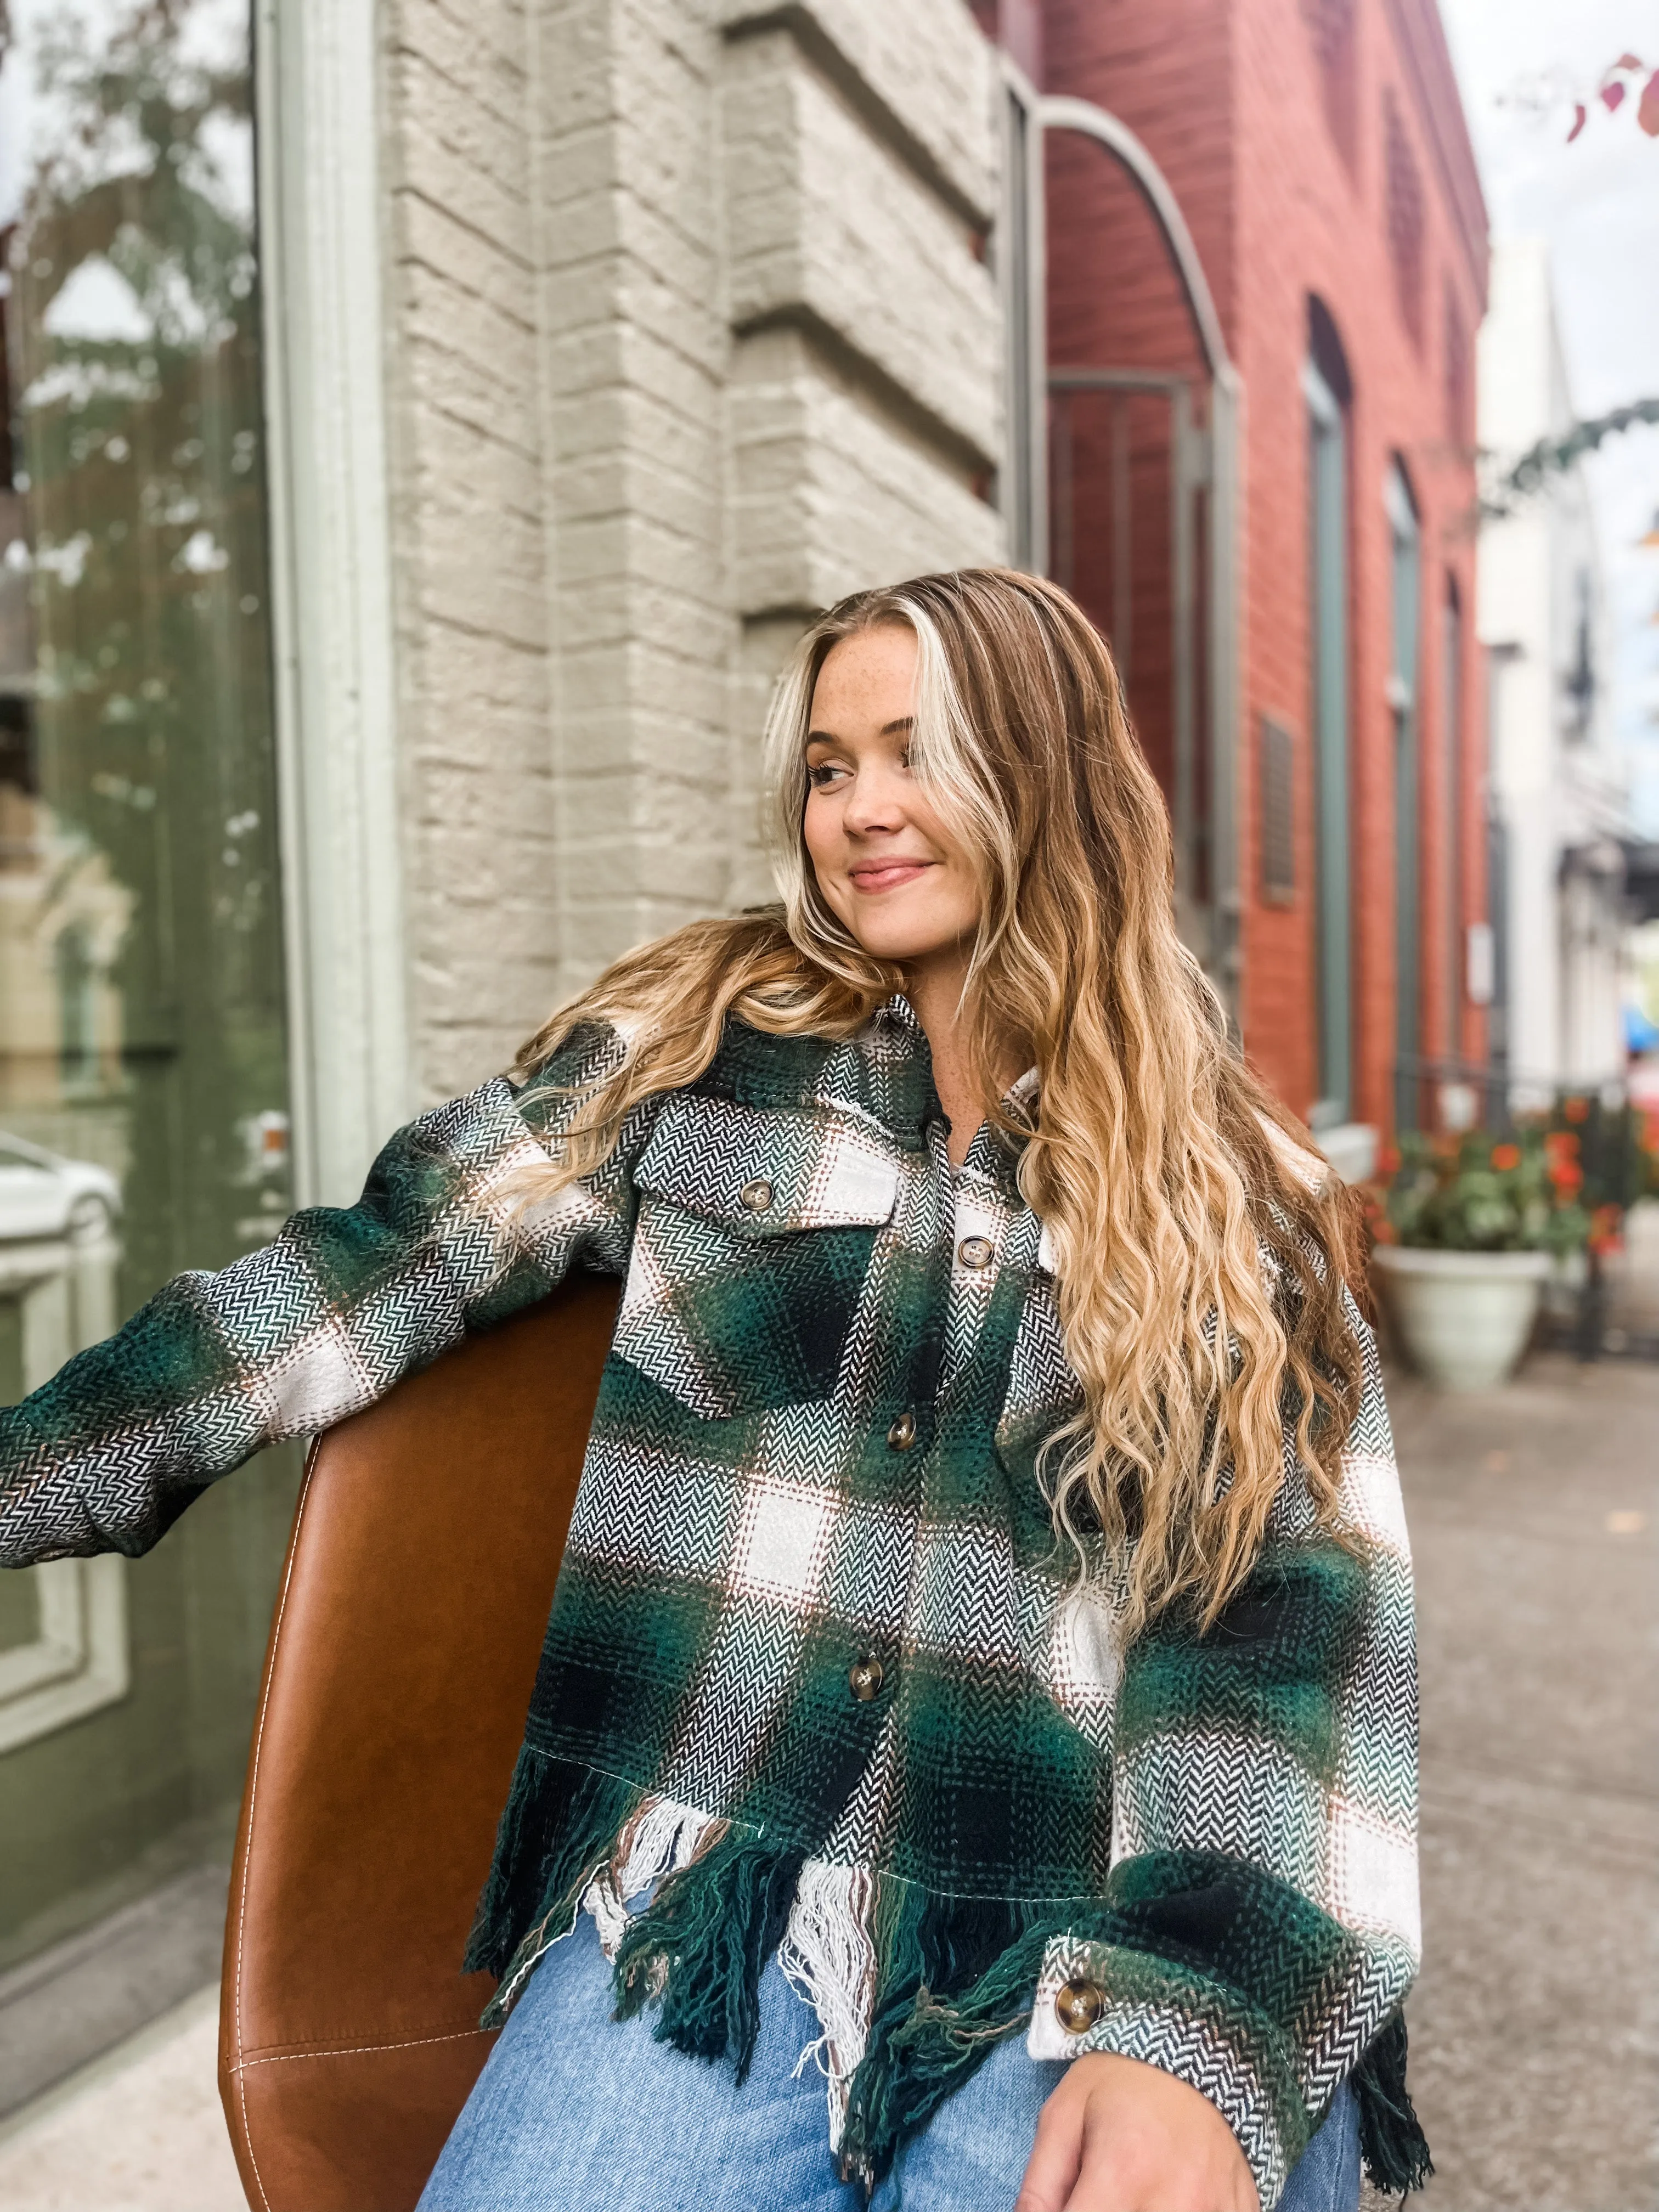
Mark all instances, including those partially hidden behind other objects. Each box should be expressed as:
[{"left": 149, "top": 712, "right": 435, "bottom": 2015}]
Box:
[{"left": 802, "top": 625, "right": 982, "bottom": 975}]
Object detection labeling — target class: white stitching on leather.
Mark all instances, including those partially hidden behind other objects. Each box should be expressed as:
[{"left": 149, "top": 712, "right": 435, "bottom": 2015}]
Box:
[
  {"left": 228, "top": 2026, "right": 490, "bottom": 2070},
  {"left": 232, "top": 1440, "right": 320, "bottom": 2212}
]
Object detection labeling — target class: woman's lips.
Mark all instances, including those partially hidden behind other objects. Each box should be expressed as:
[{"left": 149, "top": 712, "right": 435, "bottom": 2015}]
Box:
[{"left": 847, "top": 859, "right": 933, "bottom": 894}]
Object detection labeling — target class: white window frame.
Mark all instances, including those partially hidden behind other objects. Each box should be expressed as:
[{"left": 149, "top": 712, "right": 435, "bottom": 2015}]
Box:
[
  {"left": 0, "top": 1236, "right": 128, "bottom": 1754},
  {"left": 254, "top": 0, "right": 413, "bottom": 1209}
]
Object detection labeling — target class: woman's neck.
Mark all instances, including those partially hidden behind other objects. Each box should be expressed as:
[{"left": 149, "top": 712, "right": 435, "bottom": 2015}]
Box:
[{"left": 903, "top": 951, "right": 1020, "bottom": 1169}]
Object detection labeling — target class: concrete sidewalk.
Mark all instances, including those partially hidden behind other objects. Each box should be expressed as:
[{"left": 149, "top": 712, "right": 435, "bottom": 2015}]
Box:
[
  {"left": 0, "top": 1986, "right": 241, "bottom": 2212},
  {"left": 2, "top": 1353, "right": 1654, "bottom": 2212},
  {"left": 1383, "top": 1351, "right": 1659, "bottom": 2212}
]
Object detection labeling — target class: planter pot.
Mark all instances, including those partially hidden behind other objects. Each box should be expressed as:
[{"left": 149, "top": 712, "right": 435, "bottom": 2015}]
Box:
[{"left": 1371, "top": 1245, "right": 1551, "bottom": 1391}]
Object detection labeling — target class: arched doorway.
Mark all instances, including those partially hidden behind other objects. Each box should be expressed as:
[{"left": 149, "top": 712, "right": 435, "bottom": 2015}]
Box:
[{"left": 998, "top": 70, "right": 1242, "bottom": 1020}]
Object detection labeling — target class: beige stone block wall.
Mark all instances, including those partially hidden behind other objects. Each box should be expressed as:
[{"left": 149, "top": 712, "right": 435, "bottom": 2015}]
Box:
[
  {"left": 716, "top": 0, "right": 998, "bottom": 223},
  {"left": 376, "top": 0, "right": 1005, "bottom": 1100},
  {"left": 382, "top": 0, "right": 556, "bottom": 1098},
  {"left": 722, "top": 32, "right": 1001, "bottom": 466},
  {"left": 534, "top": 0, "right": 731, "bottom": 1012},
  {"left": 719, "top": 2, "right": 1003, "bottom": 916}
]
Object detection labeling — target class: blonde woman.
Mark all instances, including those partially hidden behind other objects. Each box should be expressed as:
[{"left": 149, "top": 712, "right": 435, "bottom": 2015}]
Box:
[{"left": 1, "top": 570, "right": 1427, "bottom": 2212}]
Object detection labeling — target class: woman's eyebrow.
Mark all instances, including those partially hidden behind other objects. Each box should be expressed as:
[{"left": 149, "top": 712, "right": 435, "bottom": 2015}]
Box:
[{"left": 804, "top": 717, "right": 914, "bottom": 744}]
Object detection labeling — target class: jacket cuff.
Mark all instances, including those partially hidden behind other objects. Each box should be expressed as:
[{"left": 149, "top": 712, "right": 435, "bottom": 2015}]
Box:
[{"left": 1026, "top": 1933, "right": 1308, "bottom": 2212}]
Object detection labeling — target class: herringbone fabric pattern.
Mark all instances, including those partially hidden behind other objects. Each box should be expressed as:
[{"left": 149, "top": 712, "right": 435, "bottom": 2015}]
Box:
[{"left": 0, "top": 1005, "right": 1420, "bottom": 2210}]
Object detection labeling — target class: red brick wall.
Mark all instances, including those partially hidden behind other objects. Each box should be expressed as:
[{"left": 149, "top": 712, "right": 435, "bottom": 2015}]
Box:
[{"left": 1037, "top": 0, "right": 1487, "bottom": 1133}]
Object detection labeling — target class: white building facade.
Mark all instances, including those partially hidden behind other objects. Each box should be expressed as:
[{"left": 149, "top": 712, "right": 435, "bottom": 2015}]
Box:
[{"left": 1477, "top": 237, "right": 1627, "bottom": 1094}]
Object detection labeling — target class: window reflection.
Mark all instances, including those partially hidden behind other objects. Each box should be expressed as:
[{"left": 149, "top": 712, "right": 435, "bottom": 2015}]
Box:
[
  {"left": 0, "top": 0, "right": 290, "bottom": 1288},
  {"left": 0, "top": 0, "right": 295, "bottom": 1960}
]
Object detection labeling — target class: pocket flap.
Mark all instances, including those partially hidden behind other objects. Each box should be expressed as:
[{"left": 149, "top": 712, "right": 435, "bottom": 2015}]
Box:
[{"left": 635, "top": 1093, "right": 900, "bottom": 1235}]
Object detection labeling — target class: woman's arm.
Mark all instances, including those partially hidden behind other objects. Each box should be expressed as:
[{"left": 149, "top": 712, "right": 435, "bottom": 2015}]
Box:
[
  {"left": 1, "top": 1026, "right": 648, "bottom": 1568},
  {"left": 1022, "top": 1295, "right": 1420, "bottom": 2212}
]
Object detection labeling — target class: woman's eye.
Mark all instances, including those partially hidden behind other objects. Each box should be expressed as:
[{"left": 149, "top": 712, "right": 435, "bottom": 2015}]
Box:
[{"left": 807, "top": 762, "right": 843, "bottom": 789}]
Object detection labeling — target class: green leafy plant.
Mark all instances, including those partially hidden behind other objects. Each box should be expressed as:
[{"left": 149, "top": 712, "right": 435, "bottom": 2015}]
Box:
[
  {"left": 1542, "top": 1094, "right": 1659, "bottom": 1244},
  {"left": 1368, "top": 1127, "right": 1592, "bottom": 1254},
  {"left": 1482, "top": 398, "right": 1659, "bottom": 521},
  {"left": 1641, "top": 1106, "right": 1659, "bottom": 1205}
]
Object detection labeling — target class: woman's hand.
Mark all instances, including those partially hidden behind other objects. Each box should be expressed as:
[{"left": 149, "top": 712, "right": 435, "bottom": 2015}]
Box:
[{"left": 1014, "top": 2051, "right": 1260, "bottom": 2212}]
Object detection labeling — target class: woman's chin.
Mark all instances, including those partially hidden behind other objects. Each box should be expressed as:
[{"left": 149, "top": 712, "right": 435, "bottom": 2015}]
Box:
[
  {"left": 823, "top": 887, "right": 978, "bottom": 972},
  {"left": 848, "top": 928, "right": 965, "bottom": 972}
]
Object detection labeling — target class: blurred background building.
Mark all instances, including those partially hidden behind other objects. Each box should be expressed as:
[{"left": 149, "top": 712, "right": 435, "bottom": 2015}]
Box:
[
  {"left": 998, "top": 0, "right": 1489, "bottom": 1175},
  {"left": 1477, "top": 236, "right": 1627, "bottom": 1101},
  {"left": 0, "top": 0, "right": 1644, "bottom": 2119}
]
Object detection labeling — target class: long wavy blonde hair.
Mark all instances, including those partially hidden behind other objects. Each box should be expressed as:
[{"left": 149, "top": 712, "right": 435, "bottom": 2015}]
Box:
[{"left": 517, "top": 567, "right": 1364, "bottom": 1634}]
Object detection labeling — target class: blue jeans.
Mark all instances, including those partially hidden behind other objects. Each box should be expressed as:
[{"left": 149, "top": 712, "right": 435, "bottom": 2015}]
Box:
[{"left": 419, "top": 1912, "right": 1361, "bottom": 2212}]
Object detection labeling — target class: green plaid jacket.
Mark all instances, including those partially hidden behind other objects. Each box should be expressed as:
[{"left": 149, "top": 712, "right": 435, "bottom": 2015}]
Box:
[{"left": 0, "top": 1005, "right": 1422, "bottom": 2207}]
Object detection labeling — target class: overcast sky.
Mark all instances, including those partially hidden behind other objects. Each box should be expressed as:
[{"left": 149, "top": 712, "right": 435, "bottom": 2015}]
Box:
[{"left": 1438, "top": 0, "right": 1659, "bottom": 831}]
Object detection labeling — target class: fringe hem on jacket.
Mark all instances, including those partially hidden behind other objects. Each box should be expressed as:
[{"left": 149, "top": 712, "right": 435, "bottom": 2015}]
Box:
[{"left": 462, "top": 1748, "right": 1432, "bottom": 2200}]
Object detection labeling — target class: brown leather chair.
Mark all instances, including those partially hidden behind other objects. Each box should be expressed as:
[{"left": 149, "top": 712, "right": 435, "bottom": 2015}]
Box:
[{"left": 218, "top": 1277, "right": 620, "bottom": 2212}]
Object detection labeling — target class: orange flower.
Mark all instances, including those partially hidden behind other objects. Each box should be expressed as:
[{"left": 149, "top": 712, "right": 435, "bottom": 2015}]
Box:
[
  {"left": 1563, "top": 1096, "right": 1590, "bottom": 1124},
  {"left": 1588, "top": 1204, "right": 1624, "bottom": 1256},
  {"left": 1544, "top": 1128, "right": 1579, "bottom": 1159},
  {"left": 1549, "top": 1159, "right": 1584, "bottom": 1194},
  {"left": 1489, "top": 1143, "right": 1521, "bottom": 1171},
  {"left": 1378, "top": 1145, "right": 1402, "bottom": 1175}
]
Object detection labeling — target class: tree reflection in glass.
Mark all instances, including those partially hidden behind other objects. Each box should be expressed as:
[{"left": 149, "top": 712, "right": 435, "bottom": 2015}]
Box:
[{"left": 0, "top": 0, "right": 291, "bottom": 1328}]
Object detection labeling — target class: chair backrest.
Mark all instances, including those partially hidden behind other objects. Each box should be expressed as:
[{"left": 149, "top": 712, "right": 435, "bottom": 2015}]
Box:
[{"left": 218, "top": 1277, "right": 620, "bottom": 2212}]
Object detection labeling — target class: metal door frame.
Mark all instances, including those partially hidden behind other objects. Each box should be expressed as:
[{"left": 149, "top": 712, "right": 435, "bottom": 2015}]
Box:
[
  {"left": 1305, "top": 353, "right": 1352, "bottom": 1126},
  {"left": 1386, "top": 459, "right": 1421, "bottom": 1131},
  {"left": 1048, "top": 369, "right": 1201, "bottom": 934}
]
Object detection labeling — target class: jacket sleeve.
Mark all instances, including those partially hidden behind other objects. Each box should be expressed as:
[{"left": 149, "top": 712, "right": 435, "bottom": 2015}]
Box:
[
  {"left": 1, "top": 1025, "right": 652, "bottom": 1569},
  {"left": 1027, "top": 1294, "right": 1421, "bottom": 2211}
]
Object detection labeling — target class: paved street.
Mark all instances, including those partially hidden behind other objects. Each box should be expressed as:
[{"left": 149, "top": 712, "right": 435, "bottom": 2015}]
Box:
[{"left": 2, "top": 1347, "right": 1654, "bottom": 2212}]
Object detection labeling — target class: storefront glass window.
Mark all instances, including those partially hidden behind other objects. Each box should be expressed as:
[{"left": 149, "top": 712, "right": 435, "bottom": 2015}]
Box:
[{"left": 0, "top": 0, "right": 296, "bottom": 1970}]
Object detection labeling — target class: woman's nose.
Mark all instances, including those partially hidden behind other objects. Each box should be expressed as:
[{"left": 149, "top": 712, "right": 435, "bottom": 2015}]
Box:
[{"left": 843, "top": 765, "right": 906, "bottom": 835}]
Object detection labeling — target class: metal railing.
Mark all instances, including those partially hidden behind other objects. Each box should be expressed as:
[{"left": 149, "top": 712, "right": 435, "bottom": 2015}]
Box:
[{"left": 1391, "top": 1054, "right": 1634, "bottom": 1139}]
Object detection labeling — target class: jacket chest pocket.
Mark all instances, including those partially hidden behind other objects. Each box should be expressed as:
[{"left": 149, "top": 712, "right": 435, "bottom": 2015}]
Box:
[{"left": 612, "top": 1095, "right": 901, "bottom": 1421}]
